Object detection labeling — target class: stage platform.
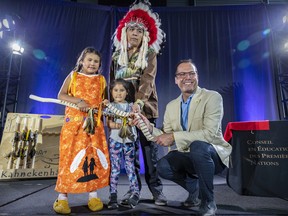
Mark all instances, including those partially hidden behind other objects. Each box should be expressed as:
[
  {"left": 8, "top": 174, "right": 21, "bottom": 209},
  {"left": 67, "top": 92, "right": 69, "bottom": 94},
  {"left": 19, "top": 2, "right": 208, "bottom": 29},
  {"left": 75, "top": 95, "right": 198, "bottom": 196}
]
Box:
[{"left": 0, "top": 174, "right": 287, "bottom": 215}]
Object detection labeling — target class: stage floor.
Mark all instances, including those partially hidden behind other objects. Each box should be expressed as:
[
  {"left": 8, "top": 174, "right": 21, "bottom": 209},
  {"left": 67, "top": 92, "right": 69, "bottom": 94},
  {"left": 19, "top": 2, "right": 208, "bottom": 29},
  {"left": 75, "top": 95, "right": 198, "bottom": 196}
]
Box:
[{"left": 0, "top": 174, "right": 287, "bottom": 215}]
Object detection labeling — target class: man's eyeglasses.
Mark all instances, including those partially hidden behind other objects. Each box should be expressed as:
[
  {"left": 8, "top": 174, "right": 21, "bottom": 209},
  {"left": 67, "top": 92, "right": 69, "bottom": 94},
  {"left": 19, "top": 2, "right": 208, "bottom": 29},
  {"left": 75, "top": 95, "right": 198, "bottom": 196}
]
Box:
[{"left": 175, "top": 71, "right": 197, "bottom": 78}]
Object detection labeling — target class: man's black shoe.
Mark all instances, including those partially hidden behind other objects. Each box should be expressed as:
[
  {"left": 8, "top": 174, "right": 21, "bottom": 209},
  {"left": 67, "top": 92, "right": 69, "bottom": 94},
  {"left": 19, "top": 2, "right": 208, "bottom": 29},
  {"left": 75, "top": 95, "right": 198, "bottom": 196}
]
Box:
[
  {"left": 153, "top": 192, "right": 167, "bottom": 206},
  {"left": 199, "top": 200, "right": 217, "bottom": 216},
  {"left": 183, "top": 193, "right": 201, "bottom": 207}
]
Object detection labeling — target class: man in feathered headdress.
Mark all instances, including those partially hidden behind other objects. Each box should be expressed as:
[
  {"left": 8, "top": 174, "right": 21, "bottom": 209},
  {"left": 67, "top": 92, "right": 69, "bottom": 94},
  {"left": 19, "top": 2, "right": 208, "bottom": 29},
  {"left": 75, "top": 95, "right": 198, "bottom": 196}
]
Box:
[{"left": 109, "top": 0, "right": 167, "bottom": 207}]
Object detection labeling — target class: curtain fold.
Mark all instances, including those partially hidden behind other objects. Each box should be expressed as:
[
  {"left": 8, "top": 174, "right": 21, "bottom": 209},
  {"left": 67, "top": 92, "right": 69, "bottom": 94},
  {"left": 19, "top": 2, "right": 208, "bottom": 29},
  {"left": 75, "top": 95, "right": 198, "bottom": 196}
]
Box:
[{"left": 0, "top": 0, "right": 286, "bottom": 128}]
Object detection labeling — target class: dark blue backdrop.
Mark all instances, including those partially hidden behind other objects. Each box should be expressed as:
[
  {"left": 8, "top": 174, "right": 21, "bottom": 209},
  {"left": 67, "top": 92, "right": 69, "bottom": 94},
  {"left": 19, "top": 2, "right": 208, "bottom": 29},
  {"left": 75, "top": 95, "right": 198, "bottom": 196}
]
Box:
[{"left": 1, "top": 0, "right": 287, "bottom": 129}]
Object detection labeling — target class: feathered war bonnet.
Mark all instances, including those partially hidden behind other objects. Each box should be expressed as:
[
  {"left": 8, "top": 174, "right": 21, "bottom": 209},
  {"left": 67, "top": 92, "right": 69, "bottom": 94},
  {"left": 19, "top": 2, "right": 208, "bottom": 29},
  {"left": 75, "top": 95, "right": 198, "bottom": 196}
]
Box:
[{"left": 112, "top": 0, "right": 165, "bottom": 69}]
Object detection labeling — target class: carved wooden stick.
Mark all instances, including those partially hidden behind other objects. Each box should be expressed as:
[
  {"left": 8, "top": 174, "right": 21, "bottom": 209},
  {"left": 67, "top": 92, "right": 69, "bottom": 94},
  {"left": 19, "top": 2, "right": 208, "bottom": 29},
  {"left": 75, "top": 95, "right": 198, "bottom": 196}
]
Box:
[
  {"left": 15, "top": 117, "right": 28, "bottom": 169},
  {"left": 29, "top": 94, "right": 115, "bottom": 117},
  {"left": 23, "top": 118, "right": 35, "bottom": 169},
  {"left": 105, "top": 103, "right": 154, "bottom": 141},
  {"left": 31, "top": 118, "right": 41, "bottom": 169},
  {"left": 29, "top": 94, "right": 155, "bottom": 141},
  {"left": 7, "top": 116, "right": 21, "bottom": 169}
]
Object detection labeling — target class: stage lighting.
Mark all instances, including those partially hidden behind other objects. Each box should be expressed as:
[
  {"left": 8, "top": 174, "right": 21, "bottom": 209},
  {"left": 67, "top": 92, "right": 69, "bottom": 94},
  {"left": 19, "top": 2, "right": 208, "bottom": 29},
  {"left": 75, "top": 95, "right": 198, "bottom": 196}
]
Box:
[
  {"left": 1, "top": 15, "right": 15, "bottom": 31},
  {"left": 0, "top": 15, "right": 14, "bottom": 40},
  {"left": 11, "top": 42, "right": 24, "bottom": 55}
]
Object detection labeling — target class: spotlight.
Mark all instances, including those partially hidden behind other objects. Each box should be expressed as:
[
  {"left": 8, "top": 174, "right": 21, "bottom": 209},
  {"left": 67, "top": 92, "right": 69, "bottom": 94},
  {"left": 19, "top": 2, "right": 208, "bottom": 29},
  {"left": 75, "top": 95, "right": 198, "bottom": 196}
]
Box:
[
  {"left": 11, "top": 42, "right": 24, "bottom": 55},
  {"left": 1, "top": 15, "right": 15, "bottom": 31}
]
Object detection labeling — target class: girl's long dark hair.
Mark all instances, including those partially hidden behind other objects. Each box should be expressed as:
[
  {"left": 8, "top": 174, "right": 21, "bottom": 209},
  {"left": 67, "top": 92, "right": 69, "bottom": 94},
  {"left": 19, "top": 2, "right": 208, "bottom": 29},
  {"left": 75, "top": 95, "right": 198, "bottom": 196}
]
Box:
[
  {"left": 73, "top": 47, "right": 102, "bottom": 73},
  {"left": 109, "top": 78, "right": 133, "bottom": 103}
]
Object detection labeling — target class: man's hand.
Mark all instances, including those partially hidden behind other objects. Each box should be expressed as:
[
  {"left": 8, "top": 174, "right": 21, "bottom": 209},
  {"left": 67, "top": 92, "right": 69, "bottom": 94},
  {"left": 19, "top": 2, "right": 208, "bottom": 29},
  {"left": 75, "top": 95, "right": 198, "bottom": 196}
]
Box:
[{"left": 154, "top": 133, "right": 174, "bottom": 147}]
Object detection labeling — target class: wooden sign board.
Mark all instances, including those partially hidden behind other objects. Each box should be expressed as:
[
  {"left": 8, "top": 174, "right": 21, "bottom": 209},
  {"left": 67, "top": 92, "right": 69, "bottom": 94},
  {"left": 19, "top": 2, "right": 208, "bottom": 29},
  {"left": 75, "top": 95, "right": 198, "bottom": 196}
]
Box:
[{"left": 0, "top": 113, "right": 64, "bottom": 180}]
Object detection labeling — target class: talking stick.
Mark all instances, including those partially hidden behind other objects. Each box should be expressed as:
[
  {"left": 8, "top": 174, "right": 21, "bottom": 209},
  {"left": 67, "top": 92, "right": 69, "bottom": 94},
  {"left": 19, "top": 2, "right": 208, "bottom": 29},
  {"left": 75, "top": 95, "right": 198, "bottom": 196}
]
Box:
[
  {"left": 6, "top": 116, "right": 21, "bottom": 169},
  {"left": 29, "top": 94, "right": 155, "bottom": 140},
  {"left": 15, "top": 117, "right": 28, "bottom": 169},
  {"left": 30, "top": 118, "right": 41, "bottom": 169},
  {"left": 105, "top": 103, "right": 155, "bottom": 141},
  {"left": 23, "top": 118, "right": 35, "bottom": 169}
]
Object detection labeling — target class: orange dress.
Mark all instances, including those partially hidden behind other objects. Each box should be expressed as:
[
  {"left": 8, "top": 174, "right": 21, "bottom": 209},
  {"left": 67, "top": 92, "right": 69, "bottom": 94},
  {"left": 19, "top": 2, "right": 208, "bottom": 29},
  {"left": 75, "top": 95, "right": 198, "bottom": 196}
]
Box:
[{"left": 55, "top": 72, "right": 110, "bottom": 193}]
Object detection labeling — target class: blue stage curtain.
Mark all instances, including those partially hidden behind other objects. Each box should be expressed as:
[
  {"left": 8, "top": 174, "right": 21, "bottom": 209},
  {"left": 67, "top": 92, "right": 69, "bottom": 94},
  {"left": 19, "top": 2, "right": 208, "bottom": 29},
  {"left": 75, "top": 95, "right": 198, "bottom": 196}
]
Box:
[{"left": 0, "top": 0, "right": 286, "bottom": 128}]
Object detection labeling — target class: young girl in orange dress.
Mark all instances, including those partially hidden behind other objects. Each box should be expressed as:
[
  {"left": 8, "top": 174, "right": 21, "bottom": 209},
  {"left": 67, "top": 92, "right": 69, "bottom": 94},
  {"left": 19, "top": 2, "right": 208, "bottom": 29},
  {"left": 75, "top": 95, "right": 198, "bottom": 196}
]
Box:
[{"left": 53, "top": 47, "right": 110, "bottom": 214}]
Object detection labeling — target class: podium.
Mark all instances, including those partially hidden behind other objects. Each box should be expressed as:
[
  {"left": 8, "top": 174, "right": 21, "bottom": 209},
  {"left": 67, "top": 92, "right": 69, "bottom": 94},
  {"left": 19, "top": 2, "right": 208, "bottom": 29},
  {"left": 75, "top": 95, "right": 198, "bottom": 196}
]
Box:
[
  {"left": 224, "top": 120, "right": 288, "bottom": 199},
  {"left": 0, "top": 113, "right": 64, "bottom": 180}
]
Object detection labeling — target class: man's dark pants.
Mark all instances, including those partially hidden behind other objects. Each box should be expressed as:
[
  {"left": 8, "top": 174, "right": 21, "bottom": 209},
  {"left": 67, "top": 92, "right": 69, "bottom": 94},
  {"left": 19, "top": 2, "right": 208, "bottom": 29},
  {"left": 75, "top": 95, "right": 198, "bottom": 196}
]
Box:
[
  {"left": 134, "top": 118, "right": 163, "bottom": 197},
  {"left": 156, "top": 140, "right": 225, "bottom": 202}
]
